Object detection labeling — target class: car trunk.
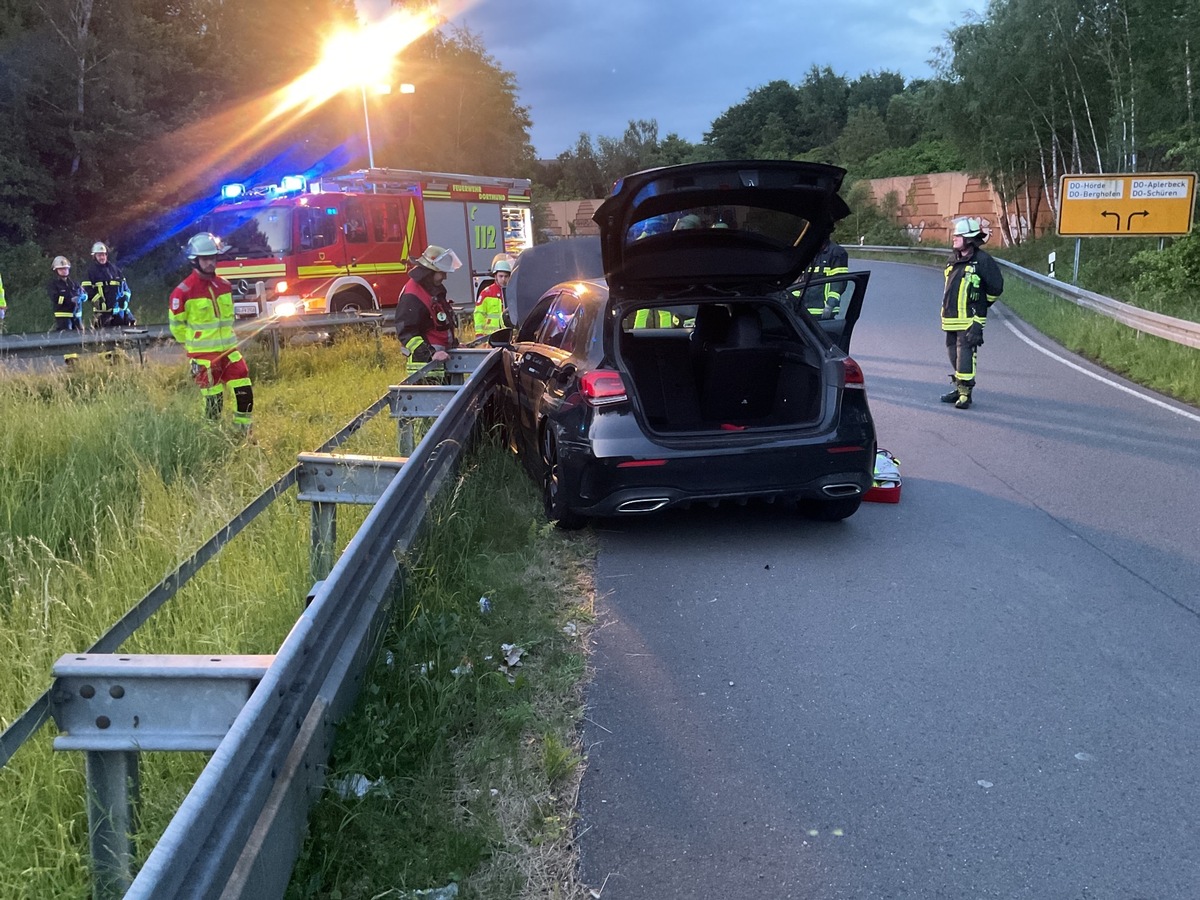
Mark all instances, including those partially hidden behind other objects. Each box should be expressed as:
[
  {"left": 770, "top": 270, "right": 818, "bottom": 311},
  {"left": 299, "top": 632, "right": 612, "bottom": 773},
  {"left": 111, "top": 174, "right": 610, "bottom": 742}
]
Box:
[{"left": 614, "top": 299, "right": 827, "bottom": 434}]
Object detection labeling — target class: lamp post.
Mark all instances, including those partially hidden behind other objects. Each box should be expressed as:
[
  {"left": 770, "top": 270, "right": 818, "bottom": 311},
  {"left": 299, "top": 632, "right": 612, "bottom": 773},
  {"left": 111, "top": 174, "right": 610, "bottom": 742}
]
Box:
[
  {"left": 360, "top": 83, "right": 389, "bottom": 169},
  {"left": 359, "top": 82, "right": 414, "bottom": 170}
]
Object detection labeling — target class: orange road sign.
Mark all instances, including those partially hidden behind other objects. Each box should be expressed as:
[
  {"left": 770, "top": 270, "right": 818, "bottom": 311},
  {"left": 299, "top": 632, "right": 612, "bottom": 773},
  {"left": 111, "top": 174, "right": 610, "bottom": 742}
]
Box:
[{"left": 1057, "top": 173, "right": 1196, "bottom": 236}]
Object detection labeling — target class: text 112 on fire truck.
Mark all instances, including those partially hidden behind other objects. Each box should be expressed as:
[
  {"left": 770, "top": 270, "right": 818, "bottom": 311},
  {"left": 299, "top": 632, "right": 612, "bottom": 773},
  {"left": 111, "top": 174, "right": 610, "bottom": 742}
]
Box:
[{"left": 202, "top": 168, "right": 533, "bottom": 319}]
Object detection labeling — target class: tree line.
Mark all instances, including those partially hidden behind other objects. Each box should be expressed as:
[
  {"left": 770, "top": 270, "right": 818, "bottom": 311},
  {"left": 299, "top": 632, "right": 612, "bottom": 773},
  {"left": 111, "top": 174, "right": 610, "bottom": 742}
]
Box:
[
  {"left": 2, "top": 0, "right": 1198, "bottom": 328},
  {"left": 0, "top": 0, "right": 536, "bottom": 327}
]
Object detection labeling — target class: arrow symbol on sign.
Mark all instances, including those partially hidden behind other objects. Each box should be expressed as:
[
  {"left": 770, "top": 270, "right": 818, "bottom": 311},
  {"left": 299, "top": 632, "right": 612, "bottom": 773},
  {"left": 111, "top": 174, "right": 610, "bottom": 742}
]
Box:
[
  {"left": 1126, "top": 210, "right": 1149, "bottom": 230},
  {"left": 1101, "top": 210, "right": 1121, "bottom": 231}
]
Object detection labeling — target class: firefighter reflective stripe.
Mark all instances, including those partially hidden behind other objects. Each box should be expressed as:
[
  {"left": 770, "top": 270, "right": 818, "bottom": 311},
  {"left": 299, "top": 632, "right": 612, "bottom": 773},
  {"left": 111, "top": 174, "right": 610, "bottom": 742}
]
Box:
[
  {"left": 941, "top": 250, "right": 1003, "bottom": 330},
  {"left": 170, "top": 272, "right": 238, "bottom": 356},
  {"left": 404, "top": 335, "right": 428, "bottom": 374},
  {"left": 633, "top": 309, "right": 674, "bottom": 328},
  {"left": 474, "top": 284, "right": 505, "bottom": 335},
  {"left": 799, "top": 263, "right": 849, "bottom": 313}
]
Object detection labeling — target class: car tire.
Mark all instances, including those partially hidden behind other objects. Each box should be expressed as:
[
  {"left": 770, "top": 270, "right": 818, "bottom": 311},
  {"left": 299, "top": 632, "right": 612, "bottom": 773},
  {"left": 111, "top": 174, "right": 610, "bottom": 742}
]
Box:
[
  {"left": 540, "top": 426, "right": 586, "bottom": 530},
  {"left": 801, "top": 496, "right": 862, "bottom": 522}
]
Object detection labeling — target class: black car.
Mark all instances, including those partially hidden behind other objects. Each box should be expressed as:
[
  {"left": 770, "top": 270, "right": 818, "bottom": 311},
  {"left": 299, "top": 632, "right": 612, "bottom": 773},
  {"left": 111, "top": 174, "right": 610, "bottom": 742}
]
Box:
[{"left": 488, "top": 160, "right": 875, "bottom": 528}]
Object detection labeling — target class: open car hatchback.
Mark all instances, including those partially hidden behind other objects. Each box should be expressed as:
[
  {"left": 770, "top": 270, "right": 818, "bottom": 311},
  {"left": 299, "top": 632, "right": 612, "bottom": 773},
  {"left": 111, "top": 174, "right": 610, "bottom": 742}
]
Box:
[{"left": 488, "top": 160, "right": 875, "bottom": 528}]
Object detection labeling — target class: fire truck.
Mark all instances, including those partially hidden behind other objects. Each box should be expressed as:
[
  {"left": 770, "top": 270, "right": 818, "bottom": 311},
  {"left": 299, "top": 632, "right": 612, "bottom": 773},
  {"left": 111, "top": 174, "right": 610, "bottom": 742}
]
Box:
[{"left": 200, "top": 168, "right": 533, "bottom": 319}]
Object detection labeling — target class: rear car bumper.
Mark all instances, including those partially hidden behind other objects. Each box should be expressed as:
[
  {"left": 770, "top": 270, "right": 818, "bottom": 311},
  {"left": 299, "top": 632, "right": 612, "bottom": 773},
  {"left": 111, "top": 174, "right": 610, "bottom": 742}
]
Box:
[{"left": 564, "top": 439, "right": 874, "bottom": 517}]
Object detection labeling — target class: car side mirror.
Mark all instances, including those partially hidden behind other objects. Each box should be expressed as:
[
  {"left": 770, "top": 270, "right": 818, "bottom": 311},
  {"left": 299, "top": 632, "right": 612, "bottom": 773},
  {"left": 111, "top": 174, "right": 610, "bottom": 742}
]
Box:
[{"left": 488, "top": 327, "right": 514, "bottom": 348}]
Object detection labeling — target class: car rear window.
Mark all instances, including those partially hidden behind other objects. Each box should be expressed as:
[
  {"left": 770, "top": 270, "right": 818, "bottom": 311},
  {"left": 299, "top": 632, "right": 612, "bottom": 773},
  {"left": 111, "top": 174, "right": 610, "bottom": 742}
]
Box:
[{"left": 624, "top": 204, "right": 812, "bottom": 249}]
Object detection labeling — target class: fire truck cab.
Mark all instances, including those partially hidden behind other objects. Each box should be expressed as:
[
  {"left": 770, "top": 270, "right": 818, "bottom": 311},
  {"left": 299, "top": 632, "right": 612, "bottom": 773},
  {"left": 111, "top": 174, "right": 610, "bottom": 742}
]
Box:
[{"left": 202, "top": 168, "right": 533, "bottom": 319}]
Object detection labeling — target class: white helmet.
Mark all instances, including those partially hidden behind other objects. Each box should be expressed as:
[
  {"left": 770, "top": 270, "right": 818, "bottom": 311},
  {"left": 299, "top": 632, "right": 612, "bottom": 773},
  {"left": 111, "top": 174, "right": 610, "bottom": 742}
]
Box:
[
  {"left": 91, "top": 242, "right": 108, "bottom": 255},
  {"left": 414, "top": 244, "right": 462, "bottom": 273},
  {"left": 952, "top": 217, "right": 986, "bottom": 241},
  {"left": 186, "top": 232, "right": 226, "bottom": 259},
  {"left": 491, "top": 257, "right": 513, "bottom": 275},
  {"left": 52, "top": 256, "right": 71, "bottom": 270}
]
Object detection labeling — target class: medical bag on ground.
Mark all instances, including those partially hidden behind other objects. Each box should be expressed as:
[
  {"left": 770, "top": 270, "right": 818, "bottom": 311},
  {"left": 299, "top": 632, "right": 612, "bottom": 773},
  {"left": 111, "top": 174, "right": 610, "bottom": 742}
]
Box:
[{"left": 864, "top": 448, "right": 901, "bottom": 503}]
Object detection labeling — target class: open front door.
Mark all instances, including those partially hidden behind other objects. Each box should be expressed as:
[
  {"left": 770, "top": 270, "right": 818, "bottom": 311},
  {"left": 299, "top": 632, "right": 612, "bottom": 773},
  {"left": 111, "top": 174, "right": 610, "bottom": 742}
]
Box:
[{"left": 789, "top": 270, "right": 871, "bottom": 353}]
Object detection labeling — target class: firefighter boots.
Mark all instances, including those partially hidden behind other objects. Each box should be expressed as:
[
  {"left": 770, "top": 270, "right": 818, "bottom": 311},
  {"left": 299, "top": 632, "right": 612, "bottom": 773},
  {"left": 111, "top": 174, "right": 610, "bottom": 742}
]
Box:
[
  {"left": 955, "top": 383, "right": 973, "bottom": 409},
  {"left": 940, "top": 375, "right": 960, "bottom": 403}
]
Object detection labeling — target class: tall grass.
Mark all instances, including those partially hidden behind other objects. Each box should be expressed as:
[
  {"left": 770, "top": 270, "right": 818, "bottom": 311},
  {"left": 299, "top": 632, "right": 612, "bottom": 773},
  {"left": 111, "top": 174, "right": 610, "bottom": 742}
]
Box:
[{"left": 0, "top": 333, "right": 409, "bottom": 898}]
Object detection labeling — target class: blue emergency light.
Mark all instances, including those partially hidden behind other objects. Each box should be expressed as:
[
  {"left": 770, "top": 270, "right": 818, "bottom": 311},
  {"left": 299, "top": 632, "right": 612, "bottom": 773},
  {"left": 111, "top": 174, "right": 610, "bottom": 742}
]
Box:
[{"left": 220, "top": 183, "right": 245, "bottom": 200}]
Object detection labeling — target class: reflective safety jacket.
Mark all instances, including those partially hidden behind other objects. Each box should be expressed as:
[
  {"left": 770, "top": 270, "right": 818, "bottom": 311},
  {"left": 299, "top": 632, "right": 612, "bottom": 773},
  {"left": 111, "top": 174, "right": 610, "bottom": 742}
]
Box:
[
  {"left": 474, "top": 282, "right": 506, "bottom": 336},
  {"left": 83, "top": 260, "right": 123, "bottom": 313},
  {"left": 168, "top": 269, "right": 239, "bottom": 359},
  {"left": 0, "top": 272, "right": 6, "bottom": 314},
  {"left": 47, "top": 275, "right": 82, "bottom": 319},
  {"left": 633, "top": 309, "right": 676, "bottom": 328},
  {"left": 794, "top": 240, "right": 849, "bottom": 315},
  {"left": 941, "top": 246, "right": 1003, "bottom": 331},
  {"left": 395, "top": 278, "right": 457, "bottom": 373}
]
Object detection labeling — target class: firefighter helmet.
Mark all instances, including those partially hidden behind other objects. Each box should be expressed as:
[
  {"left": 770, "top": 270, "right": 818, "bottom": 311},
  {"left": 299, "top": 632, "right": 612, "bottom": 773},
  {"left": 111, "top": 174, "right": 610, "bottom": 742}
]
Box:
[
  {"left": 415, "top": 244, "right": 462, "bottom": 273},
  {"left": 952, "top": 217, "right": 986, "bottom": 241},
  {"left": 491, "top": 257, "right": 513, "bottom": 275},
  {"left": 91, "top": 242, "right": 108, "bottom": 255},
  {"left": 52, "top": 256, "right": 70, "bottom": 270},
  {"left": 186, "top": 232, "right": 226, "bottom": 259}
]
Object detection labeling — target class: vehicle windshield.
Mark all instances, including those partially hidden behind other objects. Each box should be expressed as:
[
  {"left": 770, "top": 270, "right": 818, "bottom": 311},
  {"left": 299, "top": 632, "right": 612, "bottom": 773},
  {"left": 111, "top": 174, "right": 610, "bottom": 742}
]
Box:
[
  {"left": 624, "top": 205, "right": 812, "bottom": 248},
  {"left": 204, "top": 205, "right": 292, "bottom": 257}
]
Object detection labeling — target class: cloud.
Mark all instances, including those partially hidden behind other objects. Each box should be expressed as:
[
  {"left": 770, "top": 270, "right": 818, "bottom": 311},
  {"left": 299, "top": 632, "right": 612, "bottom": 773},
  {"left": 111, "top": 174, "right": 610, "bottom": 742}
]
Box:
[{"left": 361, "top": 0, "right": 988, "bottom": 156}]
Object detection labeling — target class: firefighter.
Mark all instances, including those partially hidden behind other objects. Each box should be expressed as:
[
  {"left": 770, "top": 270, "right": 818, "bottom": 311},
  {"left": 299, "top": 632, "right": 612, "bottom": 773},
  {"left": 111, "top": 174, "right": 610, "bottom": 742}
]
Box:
[
  {"left": 940, "top": 217, "right": 1003, "bottom": 410},
  {"left": 169, "top": 233, "right": 254, "bottom": 429},
  {"left": 395, "top": 244, "right": 461, "bottom": 377},
  {"left": 0, "top": 270, "right": 6, "bottom": 329},
  {"left": 474, "top": 255, "right": 512, "bottom": 338},
  {"left": 47, "top": 256, "right": 83, "bottom": 331},
  {"left": 83, "top": 242, "right": 135, "bottom": 328},
  {"left": 792, "top": 237, "right": 849, "bottom": 319}
]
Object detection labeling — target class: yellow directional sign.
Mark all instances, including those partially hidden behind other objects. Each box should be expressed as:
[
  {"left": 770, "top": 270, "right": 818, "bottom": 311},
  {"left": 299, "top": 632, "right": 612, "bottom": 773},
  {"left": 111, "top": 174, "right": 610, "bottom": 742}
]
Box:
[{"left": 1057, "top": 173, "right": 1196, "bottom": 236}]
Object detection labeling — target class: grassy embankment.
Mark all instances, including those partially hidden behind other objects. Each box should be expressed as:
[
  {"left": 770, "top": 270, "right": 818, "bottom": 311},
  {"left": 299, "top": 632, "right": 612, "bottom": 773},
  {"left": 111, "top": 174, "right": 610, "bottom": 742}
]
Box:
[
  {"left": 0, "top": 333, "right": 594, "bottom": 899},
  {"left": 855, "top": 249, "right": 1200, "bottom": 407}
]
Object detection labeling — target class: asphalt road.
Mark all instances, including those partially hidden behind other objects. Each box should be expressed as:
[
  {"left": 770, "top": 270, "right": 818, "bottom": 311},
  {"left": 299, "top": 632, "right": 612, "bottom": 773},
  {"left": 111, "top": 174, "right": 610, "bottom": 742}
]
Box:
[{"left": 577, "top": 260, "right": 1200, "bottom": 899}]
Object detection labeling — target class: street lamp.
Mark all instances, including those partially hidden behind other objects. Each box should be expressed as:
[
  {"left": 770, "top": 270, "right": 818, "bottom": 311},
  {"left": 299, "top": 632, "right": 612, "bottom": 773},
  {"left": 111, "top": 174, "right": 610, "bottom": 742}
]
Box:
[
  {"left": 360, "top": 83, "right": 389, "bottom": 169},
  {"left": 359, "top": 82, "right": 414, "bottom": 169}
]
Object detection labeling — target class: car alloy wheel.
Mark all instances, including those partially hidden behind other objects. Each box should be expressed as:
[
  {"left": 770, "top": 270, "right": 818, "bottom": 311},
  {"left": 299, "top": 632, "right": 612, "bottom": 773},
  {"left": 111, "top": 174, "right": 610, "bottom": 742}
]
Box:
[{"left": 540, "top": 426, "right": 586, "bottom": 530}]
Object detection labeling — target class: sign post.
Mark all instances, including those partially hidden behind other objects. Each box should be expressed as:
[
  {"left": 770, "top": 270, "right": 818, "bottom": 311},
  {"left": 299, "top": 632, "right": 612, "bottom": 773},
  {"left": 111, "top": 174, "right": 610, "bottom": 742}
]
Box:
[{"left": 1056, "top": 172, "right": 1196, "bottom": 283}]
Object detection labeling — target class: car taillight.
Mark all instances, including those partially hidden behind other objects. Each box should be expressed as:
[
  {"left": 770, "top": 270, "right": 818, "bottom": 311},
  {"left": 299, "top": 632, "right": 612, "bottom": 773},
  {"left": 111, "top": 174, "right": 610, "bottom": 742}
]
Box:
[
  {"left": 580, "top": 369, "right": 628, "bottom": 406},
  {"left": 843, "top": 357, "right": 865, "bottom": 389}
]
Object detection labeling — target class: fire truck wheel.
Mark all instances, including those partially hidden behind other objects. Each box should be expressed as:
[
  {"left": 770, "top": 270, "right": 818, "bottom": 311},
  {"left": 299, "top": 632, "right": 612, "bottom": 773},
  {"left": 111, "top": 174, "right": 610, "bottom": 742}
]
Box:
[{"left": 331, "top": 289, "right": 373, "bottom": 314}]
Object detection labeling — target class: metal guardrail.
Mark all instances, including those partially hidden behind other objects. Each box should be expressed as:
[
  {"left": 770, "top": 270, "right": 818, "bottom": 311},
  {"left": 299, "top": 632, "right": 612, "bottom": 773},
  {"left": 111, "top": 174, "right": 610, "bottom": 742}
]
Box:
[
  {"left": 0, "top": 348, "right": 499, "bottom": 898},
  {"left": 856, "top": 245, "right": 1200, "bottom": 350},
  {"left": 0, "top": 310, "right": 401, "bottom": 364}
]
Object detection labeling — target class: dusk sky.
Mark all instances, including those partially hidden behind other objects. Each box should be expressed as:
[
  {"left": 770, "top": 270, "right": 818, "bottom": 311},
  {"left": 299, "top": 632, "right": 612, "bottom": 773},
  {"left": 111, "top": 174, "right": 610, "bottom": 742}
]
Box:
[{"left": 357, "top": 1, "right": 990, "bottom": 158}]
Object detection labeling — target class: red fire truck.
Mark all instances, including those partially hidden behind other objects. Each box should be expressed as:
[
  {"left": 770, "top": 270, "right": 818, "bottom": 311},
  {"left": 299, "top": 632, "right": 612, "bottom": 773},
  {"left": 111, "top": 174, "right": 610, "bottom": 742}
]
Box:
[{"left": 201, "top": 168, "right": 533, "bottom": 319}]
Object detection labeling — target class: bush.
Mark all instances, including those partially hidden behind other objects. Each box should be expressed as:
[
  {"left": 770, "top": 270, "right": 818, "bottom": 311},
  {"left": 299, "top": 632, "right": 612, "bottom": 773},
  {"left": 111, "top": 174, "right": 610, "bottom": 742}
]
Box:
[{"left": 1130, "top": 233, "right": 1200, "bottom": 319}]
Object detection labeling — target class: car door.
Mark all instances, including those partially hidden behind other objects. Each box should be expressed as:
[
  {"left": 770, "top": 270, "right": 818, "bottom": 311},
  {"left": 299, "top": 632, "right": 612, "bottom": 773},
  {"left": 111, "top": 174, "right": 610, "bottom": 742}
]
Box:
[
  {"left": 790, "top": 270, "right": 871, "bottom": 353},
  {"left": 514, "top": 291, "right": 591, "bottom": 451}
]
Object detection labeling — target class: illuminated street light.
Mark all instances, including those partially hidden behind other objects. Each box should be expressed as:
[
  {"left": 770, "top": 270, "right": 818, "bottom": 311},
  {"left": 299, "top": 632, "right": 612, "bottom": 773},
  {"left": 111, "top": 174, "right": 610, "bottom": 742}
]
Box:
[
  {"left": 361, "top": 82, "right": 415, "bottom": 169},
  {"left": 277, "top": 11, "right": 434, "bottom": 167}
]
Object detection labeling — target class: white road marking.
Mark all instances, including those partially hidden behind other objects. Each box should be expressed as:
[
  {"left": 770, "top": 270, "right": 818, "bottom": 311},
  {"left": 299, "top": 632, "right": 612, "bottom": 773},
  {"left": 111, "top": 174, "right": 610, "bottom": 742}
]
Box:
[{"left": 1003, "top": 319, "right": 1200, "bottom": 425}]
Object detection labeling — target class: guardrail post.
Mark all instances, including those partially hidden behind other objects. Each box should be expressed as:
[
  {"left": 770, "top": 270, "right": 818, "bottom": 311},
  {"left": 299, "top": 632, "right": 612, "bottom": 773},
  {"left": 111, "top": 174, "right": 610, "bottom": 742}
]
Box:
[
  {"left": 50, "top": 654, "right": 273, "bottom": 900},
  {"left": 388, "top": 384, "right": 461, "bottom": 457},
  {"left": 122, "top": 329, "right": 150, "bottom": 365},
  {"left": 310, "top": 502, "right": 337, "bottom": 583},
  {"left": 297, "top": 453, "right": 408, "bottom": 580},
  {"left": 85, "top": 749, "right": 141, "bottom": 900},
  {"left": 269, "top": 325, "right": 281, "bottom": 369}
]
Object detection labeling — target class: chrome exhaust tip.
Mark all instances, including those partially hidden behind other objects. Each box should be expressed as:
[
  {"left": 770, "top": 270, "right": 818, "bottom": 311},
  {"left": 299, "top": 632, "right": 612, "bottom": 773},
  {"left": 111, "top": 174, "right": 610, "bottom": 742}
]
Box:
[
  {"left": 616, "top": 498, "right": 670, "bottom": 513},
  {"left": 821, "top": 483, "right": 863, "bottom": 498}
]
